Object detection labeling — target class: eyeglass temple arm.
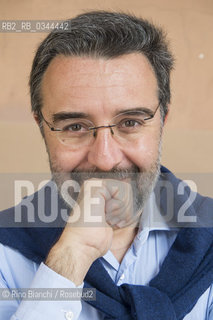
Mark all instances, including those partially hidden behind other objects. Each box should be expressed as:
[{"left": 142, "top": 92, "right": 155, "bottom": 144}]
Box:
[
  {"left": 143, "top": 101, "right": 161, "bottom": 120},
  {"left": 39, "top": 112, "right": 62, "bottom": 131}
]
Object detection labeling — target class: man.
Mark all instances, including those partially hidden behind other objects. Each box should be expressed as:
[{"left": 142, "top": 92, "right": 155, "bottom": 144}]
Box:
[{"left": 0, "top": 11, "right": 212, "bottom": 320}]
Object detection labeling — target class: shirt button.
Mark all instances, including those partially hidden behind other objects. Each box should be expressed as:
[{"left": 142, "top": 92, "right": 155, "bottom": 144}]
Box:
[
  {"left": 65, "top": 311, "right": 74, "bottom": 320},
  {"left": 120, "top": 273, "right": 125, "bottom": 280}
]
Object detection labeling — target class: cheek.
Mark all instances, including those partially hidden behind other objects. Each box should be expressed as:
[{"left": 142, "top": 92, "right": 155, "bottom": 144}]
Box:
[
  {"left": 51, "top": 150, "right": 84, "bottom": 171},
  {"left": 124, "top": 134, "right": 161, "bottom": 170},
  {"left": 45, "top": 134, "right": 86, "bottom": 171}
]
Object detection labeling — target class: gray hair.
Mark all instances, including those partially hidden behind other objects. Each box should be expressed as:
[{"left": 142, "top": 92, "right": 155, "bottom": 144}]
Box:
[{"left": 29, "top": 11, "right": 174, "bottom": 121}]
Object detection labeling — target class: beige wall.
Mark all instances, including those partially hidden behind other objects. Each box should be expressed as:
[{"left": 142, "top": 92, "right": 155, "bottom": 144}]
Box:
[{"left": 0, "top": 0, "right": 213, "bottom": 179}]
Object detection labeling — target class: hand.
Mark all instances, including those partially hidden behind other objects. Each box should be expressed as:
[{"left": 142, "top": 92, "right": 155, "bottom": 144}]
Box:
[{"left": 46, "top": 178, "right": 136, "bottom": 285}]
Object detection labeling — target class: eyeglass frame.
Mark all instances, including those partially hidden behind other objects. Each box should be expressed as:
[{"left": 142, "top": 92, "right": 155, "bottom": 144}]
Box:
[{"left": 39, "top": 101, "right": 161, "bottom": 138}]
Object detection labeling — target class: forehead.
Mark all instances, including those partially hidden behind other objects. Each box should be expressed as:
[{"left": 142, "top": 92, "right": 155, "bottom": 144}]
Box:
[{"left": 41, "top": 53, "right": 158, "bottom": 116}]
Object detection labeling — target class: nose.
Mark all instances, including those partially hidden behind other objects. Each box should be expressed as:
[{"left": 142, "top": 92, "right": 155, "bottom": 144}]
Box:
[{"left": 87, "top": 127, "right": 124, "bottom": 171}]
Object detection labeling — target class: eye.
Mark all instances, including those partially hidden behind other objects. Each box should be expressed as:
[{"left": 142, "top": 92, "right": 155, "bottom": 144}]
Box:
[
  {"left": 63, "top": 123, "right": 89, "bottom": 132},
  {"left": 68, "top": 124, "right": 82, "bottom": 131},
  {"left": 118, "top": 118, "right": 144, "bottom": 129},
  {"left": 122, "top": 119, "right": 139, "bottom": 127}
]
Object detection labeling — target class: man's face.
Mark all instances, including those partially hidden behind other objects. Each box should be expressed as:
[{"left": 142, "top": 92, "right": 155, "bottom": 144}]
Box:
[{"left": 38, "top": 53, "right": 163, "bottom": 218}]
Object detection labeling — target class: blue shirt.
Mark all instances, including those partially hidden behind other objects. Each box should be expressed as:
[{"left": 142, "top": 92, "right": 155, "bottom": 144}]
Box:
[{"left": 0, "top": 193, "right": 212, "bottom": 320}]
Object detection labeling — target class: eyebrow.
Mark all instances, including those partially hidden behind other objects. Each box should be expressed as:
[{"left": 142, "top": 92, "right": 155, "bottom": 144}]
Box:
[
  {"left": 115, "top": 107, "right": 155, "bottom": 116},
  {"left": 52, "top": 112, "right": 89, "bottom": 123},
  {"left": 52, "top": 106, "right": 156, "bottom": 123}
]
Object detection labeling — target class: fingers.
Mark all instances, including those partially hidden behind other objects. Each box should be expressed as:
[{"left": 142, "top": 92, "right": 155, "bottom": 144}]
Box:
[
  {"left": 101, "top": 179, "right": 136, "bottom": 228},
  {"left": 67, "top": 178, "right": 136, "bottom": 229}
]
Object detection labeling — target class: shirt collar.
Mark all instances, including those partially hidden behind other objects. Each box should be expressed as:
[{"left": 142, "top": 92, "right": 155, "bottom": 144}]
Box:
[{"left": 134, "top": 191, "right": 179, "bottom": 253}]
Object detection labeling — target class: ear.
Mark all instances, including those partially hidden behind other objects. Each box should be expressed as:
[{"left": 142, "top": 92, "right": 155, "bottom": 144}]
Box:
[
  {"left": 33, "top": 112, "right": 45, "bottom": 137},
  {"left": 163, "top": 109, "right": 169, "bottom": 125},
  {"left": 33, "top": 112, "right": 40, "bottom": 126}
]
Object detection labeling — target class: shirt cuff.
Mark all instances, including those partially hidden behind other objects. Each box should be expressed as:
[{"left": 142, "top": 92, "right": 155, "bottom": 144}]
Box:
[{"left": 12, "top": 262, "right": 83, "bottom": 320}]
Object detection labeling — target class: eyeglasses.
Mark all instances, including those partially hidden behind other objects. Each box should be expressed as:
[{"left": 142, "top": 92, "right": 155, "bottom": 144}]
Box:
[{"left": 40, "top": 102, "right": 160, "bottom": 150}]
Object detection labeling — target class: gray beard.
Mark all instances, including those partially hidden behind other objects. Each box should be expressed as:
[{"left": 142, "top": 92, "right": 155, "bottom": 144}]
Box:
[{"left": 50, "top": 156, "right": 161, "bottom": 218}]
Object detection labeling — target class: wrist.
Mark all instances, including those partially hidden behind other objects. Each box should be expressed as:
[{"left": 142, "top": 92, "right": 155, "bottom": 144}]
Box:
[{"left": 45, "top": 239, "right": 97, "bottom": 286}]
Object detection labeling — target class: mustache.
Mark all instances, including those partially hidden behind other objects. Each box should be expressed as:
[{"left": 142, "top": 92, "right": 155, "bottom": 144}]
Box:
[{"left": 68, "top": 166, "right": 141, "bottom": 181}]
